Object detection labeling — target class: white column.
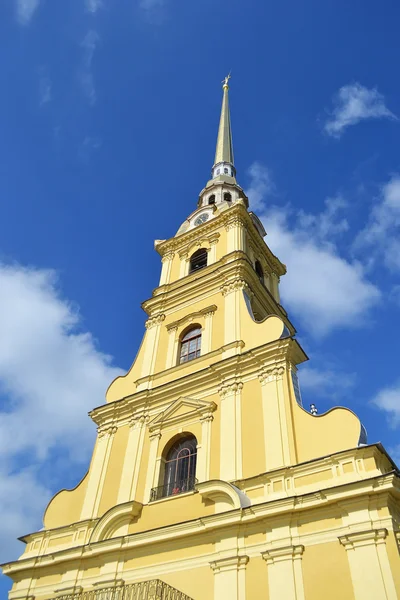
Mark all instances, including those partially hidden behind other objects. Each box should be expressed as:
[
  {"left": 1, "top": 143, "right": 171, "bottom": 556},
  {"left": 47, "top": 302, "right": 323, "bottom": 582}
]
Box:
[
  {"left": 339, "top": 529, "right": 398, "bottom": 600},
  {"left": 197, "top": 414, "right": 213, "bottom": 482},
  {"left": 262, "top": 545, "right": 305, "bottom": 600},
  {"left": 210, "top": 556, "right": 248, "bottom": 600},
  {"left": 159, "top": 252, "right": 174, "bottom": 286},
  {"left": 117, "top": 414, "right": 147, "bottom": 504},
  {"left": 165, "top": 326, "right": 178, "bottom": 369},
  {"left": 80, "top": 426, "right": 117, "bottom": 520},
  {"left": 270, "top": 272, "right": 280, "bottom": 303},
  {"left": 140, "top": 314, "right": 165, "bottom": 380},
  {"left": 221, "top": 283, "right": 242, "bottom": 351},
  {"left": 179, "top": 252, "right": 188, "bottom": 278},
  {"left": 208, "top": 235, "right": 220, "bottom": 265},
  {"left": 202, "top": 309, "right": 215, "bottom": 355},
  {"left": 258, "top": 365, "right": 291, "bottom": 471},
  {"left": 143, "top": 432, "right": 161, "bottom": 503},
  {"left": 219, "top": 382, "right": 243, "bottom": 481},
  {"left": 225, "top": 218, "right": 245, "bottom": 253}
]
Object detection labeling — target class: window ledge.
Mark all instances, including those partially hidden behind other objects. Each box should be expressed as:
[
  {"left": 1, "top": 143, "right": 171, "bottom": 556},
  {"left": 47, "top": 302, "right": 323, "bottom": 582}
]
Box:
[{"left": 147, "top": 490, "right": 197, "bottom": 506}]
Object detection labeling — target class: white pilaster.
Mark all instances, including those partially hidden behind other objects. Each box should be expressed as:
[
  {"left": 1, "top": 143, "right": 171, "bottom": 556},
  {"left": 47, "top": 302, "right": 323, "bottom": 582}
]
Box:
[
  {"left": 262, "top": 545, "right": 305, "bottom": 600},
  {"left": 80, "top": 426, "right": 117, "bottom": 520},
  {"left": 165, "top": 326, "right": 178, "bottom": 369},
  {"left": 258, "top": 365, "right": 291, "bottom": 471},
  {"left": 202, "top": 309, "right": 215, "bottom": 355},
  {"left": 117, "top": 414, "right": 147, "bottom": 504},
  {"left": 143, "top": 432, "right": 161, "bottom": 503},
  {"left": 140, "top": 314, "right": 165, "bottom": 380},
  {"left": 197, "top": 414, "right": 213, "bottom": 482},
  {"left": 339, "top": 529, "right": 397, "bottom": 600},
  {"left": 210, "top": 555, "right": 248, "bottom": 600},
  {"left": 219, "top": 381, "right": 243, "bottom": 481},
  {"left": 159, "top": 251, "right": 174, "bottom": 286}
]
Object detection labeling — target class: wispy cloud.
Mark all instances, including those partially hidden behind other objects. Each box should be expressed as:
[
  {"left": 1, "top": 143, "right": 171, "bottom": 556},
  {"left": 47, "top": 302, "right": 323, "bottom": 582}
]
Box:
[
  {"left": 354, "top": 175, "right": 400, "bottom": 272},
  {"left": 246, "top": 162, "right": 381, "bottom": 336},
  {"left": 79, "top": 135, "right": 102, "bottom": 161},
  {"left": 38, "top": 67, "right": 52, "bottom": 106},
  {"left": 85, "top": 0, "right": 103, "bottom": 13},
  {"left": 0, "top": 262, "right": 122, "bottom": 560},
  {"left": 324, "top": 83, "right": 397, "bottom": 138},
  {"left": 79, "top": 30, "right": 100, "bottom": 106},
  {"left": 371, "top": 381, "right": 400, "bottom": 428},
  {"left": 15, "top": 0, "right": 40, "bottom": 25},
  {"left": 299, "top": 365, "right": 356, "bottom": 399},
  {"left": 246, "top": 162, "right": 275, "bottom": 212}
]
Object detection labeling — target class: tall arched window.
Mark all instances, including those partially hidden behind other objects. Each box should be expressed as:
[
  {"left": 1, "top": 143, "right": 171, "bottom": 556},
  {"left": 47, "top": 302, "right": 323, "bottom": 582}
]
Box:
[
  {"left": 208, "top": 194, "right": 216, "bottom": 205},
  {"left": 189, "top": 248, "right": 208, "bottom": 273},
  {"left": 255, "top": 260, "right": 264, "bottom": 285},
  {"left": 179, "top": 326, "right": 201, "bottom": 363},
  {"left": 163, "top": 435, "right": 197, "bottom": 498},
  {"left": 224, "top": 192, "right": 232, "bottom": 202}
]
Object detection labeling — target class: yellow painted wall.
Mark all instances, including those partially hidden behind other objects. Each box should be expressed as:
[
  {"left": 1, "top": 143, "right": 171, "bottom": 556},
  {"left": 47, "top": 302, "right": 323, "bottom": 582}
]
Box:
[
  {"left": 161, "top": 566, "right": 213, "bottom": 600},
  {"left": 302, "top": 542, "right": 355, "bottom": 600},
  {"left": 241, "top": 379, "right": 265, "bottom": 478},
  {"left": 385, "top": 532, "right": 400, "bottom": 598},
  {"left": 246, "top": 556, "right": 268, "bottom": 599},
  {"left": 43, "top": 471, "right": 88, "bottom": 529}
]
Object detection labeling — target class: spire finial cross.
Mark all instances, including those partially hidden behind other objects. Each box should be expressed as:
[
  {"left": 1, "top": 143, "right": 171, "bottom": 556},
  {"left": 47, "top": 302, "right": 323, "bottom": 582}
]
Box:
[{"left": 222, "top": 72, "right": 231, "bottom": 89}]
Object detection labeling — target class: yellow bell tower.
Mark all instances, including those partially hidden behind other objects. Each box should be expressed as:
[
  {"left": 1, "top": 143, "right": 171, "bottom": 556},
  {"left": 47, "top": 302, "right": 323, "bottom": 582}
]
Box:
[{"left": 3, "top": 78, "right": 400, "bottom": 600}]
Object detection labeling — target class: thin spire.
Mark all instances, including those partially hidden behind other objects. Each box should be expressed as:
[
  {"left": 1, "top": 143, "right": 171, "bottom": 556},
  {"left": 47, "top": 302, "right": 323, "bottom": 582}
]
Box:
[{"left": 212, "top": 74, "right": 235, "bottom": 178}]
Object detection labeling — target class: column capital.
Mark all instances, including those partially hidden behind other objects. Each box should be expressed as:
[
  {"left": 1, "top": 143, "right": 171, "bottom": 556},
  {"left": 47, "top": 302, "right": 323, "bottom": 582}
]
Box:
[
  {"left": 161, "top": 250, "right": 175, "bottom": 263},
  {"left": 97, "top": 424, "right": 118, "bottom": 438},
  {"left": 258, "top": 364, "right": 286, "bottom": 385},
  {"left": 224, "top": 216, "right": 245, "bottom": 231},
  {"left": 210, "top": 555, "right": 249, "bottom": 573},
  {"left": 221, "top": 278, "right": 250, "bottom": 297},
  {"left": 262, "top": 544, "right": 304, "bottom": 565},
  {"left": 218, "top": 380, "right": 244, "bottom": 398},
  {"left": 149, "top": 430, "right": 162, "bottom": 442},
  {"left": 339, "top": 528, "right": 388, "bottom": 549},
  {"left": 145, "top": 313, "right": 166, "bottom": 329}
]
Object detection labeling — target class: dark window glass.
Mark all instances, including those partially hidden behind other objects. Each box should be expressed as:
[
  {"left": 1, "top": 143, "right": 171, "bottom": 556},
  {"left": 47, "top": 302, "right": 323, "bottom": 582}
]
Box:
[
  {"left": 163, "top": 436, "right": 197, "bottom": 497},
  {"left": 255, "top": 260, "right": 264, "bottom": 285},
  {"left": 179, "top": 327, "right": 201, "bottom": 364},
  {"left": 224, "top": 168, "right": 228, "bottom": 174},
  {"left": 224, "top": 192, "right": 232, "bottom": 202},
  {"left": 209, "top": 195, "right": 216, "bottom": 205},
  {"left": 189, "top": 248, "right": 208, "bottom": 273}
]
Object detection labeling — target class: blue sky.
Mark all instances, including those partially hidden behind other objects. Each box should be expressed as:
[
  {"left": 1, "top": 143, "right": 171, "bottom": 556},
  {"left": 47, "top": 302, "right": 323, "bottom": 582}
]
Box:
[{"left": 1, "top": 0, "right": 400, "bottom": 594}]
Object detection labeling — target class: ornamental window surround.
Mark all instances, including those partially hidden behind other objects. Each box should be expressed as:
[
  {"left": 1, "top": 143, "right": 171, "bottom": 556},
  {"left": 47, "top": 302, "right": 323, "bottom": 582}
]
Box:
[
  {"left": 179, "top": 326, "right": 202, "bottom": 364},
  {"left": 150, "top": 434, "right": 198, "bottom": 501},
  {"left": 189, "top": 248, "right": 208, "bottom": 273}
]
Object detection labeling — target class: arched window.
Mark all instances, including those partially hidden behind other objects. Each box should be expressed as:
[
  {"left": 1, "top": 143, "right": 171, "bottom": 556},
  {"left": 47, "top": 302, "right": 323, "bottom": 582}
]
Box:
[
  {"left": 224, "top": 168, "right": 228, "bottom": 174},
  {"left": 162, "top": 435, "right": 197, "bottom": 499},
  {"left": 189, "top": 248, "right": 207, "bottom": 273},
  {"left": 255, "top": 260, "right": 264, "bottom": 285},
  {"left": 216, "top": 169, "right": 220, "bottom": 175},
  {"left": 208, "top": 194, "right": 216, "bottom": 205},
  {"left": 224, "top": 192, "right": 232, "bottom": 202},
  {"left": 179, "top": 326, "right": 201, "bottom": 363}
]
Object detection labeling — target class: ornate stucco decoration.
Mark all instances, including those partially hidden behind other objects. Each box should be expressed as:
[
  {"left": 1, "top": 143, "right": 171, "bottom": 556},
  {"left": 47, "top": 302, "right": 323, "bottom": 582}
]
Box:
[
  {"left": 196, "top": 480, "right": 251, "bottom": 512},
  {"left": 166, "top": 305, "right": 217, "bottom": 331},
  {"left": 90, "top": 501, "right": 143, "bottom": 543},
  {"left": 149, "top": 397, "right": 217, "bottom": 434}
]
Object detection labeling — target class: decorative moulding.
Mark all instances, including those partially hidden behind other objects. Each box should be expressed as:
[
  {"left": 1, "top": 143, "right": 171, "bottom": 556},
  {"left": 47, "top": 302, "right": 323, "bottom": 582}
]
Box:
[
  {"left": 149, "top": 397, "right": 217, "bottom": 433},
  {"left": 90, "top": 502, "right": 143, "bottom": 544},
  {"left": 166, "top": 305, "right": 217, "bottom": 331},
  {"left": 196, "top": 480, "right": 251, "bottom": 513}
]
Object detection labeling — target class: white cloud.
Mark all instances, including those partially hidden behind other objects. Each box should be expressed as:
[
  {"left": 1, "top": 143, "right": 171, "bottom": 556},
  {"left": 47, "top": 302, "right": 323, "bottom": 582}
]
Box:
[
  {"left": 371, "top": 382, "right": 400, "bottom": 428},
  {"left": 16, "top": 0, "right": 40, "bottom": 25},
  {"left": 38, "top": 68, "right": 51, "bottom": 106},
  {"left": 324, "top": 83, "right": 397, "bottom": 138},
  {"left": 355, "top": 175, "right": 400, "bottom": 271},
  {"left": 299, "top": 365, "right": 356, "bottom": 399},
  {"left": 79, "top": 30, "right": 100, "bottom": 105},
  {"left": 0, "top": 262, "right": 122, "bottom": 560},
  {"left": 85, "top": 0, "right": 103, "bottom": 12},
  {"left": 246, "top": 162, "right": 275, "bottom": 212},
  {"left": 246, "top": 162, "right": 381, "bottom": 336},
  {"left": 140, "top": 0, "right": 164, "bottom": 10}
]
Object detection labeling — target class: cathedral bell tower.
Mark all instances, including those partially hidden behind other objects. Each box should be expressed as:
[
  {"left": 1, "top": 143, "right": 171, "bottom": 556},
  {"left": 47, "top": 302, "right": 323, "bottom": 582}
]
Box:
[{"left": 3, "top": 77, "right": 400, "bottom": 600}]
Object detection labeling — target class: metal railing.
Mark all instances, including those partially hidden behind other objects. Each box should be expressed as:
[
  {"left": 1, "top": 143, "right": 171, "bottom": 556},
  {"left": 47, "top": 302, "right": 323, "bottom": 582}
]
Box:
[
  {"left": 149, "top": 477, "right": 197, "bottom": 502},
  {"left": 56, "top": 580, "right": 194, "bottom": 600}
]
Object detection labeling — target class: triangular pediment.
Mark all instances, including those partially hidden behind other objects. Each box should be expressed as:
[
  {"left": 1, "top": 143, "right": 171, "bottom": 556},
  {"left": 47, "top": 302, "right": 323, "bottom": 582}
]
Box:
[{"left": 149, "top": 397, "right": 216, "bottom": 432}]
